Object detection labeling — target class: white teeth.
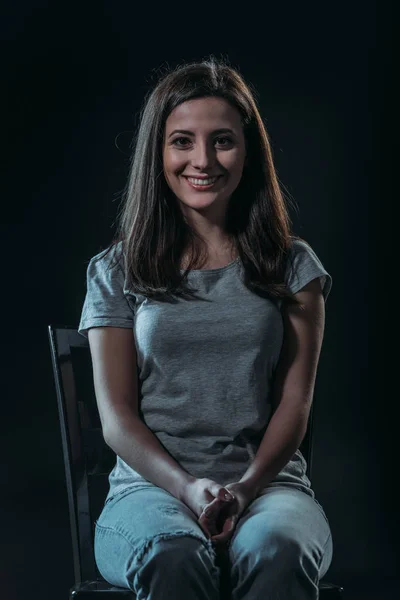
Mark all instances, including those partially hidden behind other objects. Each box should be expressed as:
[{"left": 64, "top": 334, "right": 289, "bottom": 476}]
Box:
[{"left": 187, "top": 177, "right": 218, "bottom": 186}]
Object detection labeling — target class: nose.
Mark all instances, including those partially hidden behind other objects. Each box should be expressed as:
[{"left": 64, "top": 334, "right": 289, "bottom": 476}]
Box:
[{"left": 191, "top": 140, "right": 217, "bottom": 170}]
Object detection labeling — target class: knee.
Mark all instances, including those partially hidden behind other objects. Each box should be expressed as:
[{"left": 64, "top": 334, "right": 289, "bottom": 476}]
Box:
[
  {"left": 129, "top": 534, "right": 220, "bottom": 598},
  {"left": 267, "top": 528, "right": 320, "bottom": 574},
  {"left": 233, "top": 526, "right": 320, "bottom": 579},
  {"left": 273, "top": 530, "right": 311, "bottom": 567}
]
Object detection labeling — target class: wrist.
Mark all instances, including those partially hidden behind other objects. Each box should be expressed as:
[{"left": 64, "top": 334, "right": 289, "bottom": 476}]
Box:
[
  {"left": 176, "top": 473, "right": 197, "bottom": 503},
  {"left": 237, "top": 476, "right": 262, "bottom": 499}
]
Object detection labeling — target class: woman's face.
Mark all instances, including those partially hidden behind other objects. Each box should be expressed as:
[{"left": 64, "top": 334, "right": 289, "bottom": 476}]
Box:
[{"left": 162, "top": 96, "right": 247, "bottom": 222}]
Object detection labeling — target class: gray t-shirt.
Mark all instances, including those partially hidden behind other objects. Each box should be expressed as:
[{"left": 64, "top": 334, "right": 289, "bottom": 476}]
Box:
[{"left": 78, "top": 239, "right": 332, "bottom": 503}]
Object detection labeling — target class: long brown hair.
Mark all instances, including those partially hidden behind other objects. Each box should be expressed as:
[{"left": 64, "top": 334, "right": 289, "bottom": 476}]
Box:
[{"left": 95, "top": 55, "right": 303, "bottom": 304}]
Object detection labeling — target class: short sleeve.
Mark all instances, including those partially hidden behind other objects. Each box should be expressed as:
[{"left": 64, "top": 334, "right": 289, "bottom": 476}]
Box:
[
  {"left": 285, "top": 239, "right": 332, "bottom": 301},
  {"left": 78, "top": 246, "right": 134, "bottom": 339}
]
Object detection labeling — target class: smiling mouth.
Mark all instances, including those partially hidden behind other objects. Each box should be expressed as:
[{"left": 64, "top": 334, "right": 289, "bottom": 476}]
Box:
[{"left": 183, "top": 175, "right": 224, "bottom": 190}]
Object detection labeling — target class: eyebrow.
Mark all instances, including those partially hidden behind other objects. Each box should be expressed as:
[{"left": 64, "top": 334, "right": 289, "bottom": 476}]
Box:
[{"left": 168, "top": 128, "right": 235, "bottom": 139}]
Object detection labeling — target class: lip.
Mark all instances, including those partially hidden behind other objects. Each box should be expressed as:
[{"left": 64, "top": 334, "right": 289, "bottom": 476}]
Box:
[
  {"left": 183, "top": 175, "right": 223, "bottom": 179},
  {"left": 183, "top": 175, "right": 223, "bottom": 191}
]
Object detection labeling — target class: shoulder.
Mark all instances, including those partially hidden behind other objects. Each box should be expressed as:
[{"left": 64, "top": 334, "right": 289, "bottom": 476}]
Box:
[
  {"left": 89, "top": 241, "right": 125, "bottom": 271},
  {"left": 285, "top": 236, "right": 332, "bottom": 301},
  {"left": 288, "top": 236, "right": 313, "bottom": 257}
]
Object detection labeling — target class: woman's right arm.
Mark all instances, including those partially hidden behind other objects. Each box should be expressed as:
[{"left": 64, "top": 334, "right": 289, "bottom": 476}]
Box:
[{"left": 88, "top": 326, "right": 195, "bottom": 502}]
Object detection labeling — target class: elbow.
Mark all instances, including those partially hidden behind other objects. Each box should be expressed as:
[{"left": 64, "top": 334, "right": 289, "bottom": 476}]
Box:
[
  {"left": 102, "top": 425, "right": 115, "bottom": 449},
  {"left": 102, "top": 410, "right": 141, "bottom": 447}
]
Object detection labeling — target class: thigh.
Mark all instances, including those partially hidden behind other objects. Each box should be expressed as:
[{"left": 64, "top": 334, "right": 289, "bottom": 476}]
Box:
[
  {"left": 94, "top": 482, "right": 216, "bottom": 589},
  {"left": 96, "top": 483, "right": 203, "bottom": 540},
  {"left": 229, "top": 484, "right": 333, "bottom": 578}
]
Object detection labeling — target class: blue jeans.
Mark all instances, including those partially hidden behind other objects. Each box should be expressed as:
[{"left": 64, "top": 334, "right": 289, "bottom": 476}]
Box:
[{"left": 94, "top": 482, "right": 333, "bottom": 599}]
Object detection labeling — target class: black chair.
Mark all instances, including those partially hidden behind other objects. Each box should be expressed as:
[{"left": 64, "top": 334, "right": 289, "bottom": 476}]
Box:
[{"left": 48, "top": 324, "right": 344, "bottom": 599}]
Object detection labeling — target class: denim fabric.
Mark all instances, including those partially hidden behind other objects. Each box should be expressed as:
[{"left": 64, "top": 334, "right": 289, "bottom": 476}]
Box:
[{"left": 94, "top": 481, "right": 333, "bottom": 599}]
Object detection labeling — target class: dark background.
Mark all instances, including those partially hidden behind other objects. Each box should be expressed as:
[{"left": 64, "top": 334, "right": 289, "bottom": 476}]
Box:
[{"left": 2, "top": 1, "right": 395, "bottom": 599}]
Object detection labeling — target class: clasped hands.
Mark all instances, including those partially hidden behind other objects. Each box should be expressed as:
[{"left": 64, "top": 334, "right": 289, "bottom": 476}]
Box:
[{"left": 183, "top": 478, "right": 257, "bottom": 546}]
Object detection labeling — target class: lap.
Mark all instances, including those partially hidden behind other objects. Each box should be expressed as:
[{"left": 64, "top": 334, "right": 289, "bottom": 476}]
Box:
[
  {"left": 233, "top": 483, "right": 331, "bottom": 544},
  {"left": 96, "top": 481, "right": 331, "bottom": 556},
  {"left": 95, "top": 482, "right": 333, "bottom": 588},
  {"left": 94, "top": 482, "right": 219, "bottom": 592},
  {"left": 229, "top": 483, "right": 333, "bottom": 578},
  {"left": 95, "top": 482, "right": 209, "bottom": 551}
]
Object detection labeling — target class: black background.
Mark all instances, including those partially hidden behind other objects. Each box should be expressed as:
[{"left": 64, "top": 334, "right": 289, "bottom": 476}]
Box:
[{"left": 2, "top": 1, "right": 395, "bottom": 598}]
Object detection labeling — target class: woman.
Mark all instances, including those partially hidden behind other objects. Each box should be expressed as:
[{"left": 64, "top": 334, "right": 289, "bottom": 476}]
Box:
[{"left": 78, "top": 56, "right": 333, "bottom": 599}]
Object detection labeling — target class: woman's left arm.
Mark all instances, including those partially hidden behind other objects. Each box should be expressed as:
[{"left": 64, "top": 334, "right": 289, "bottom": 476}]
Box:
[{"left": 239, "top": 277, "right": 326, "bottom": 496}]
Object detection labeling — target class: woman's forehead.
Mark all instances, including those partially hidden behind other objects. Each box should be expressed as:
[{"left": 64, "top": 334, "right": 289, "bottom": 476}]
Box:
[{"left": 165, "top": 97, "right": 242, "bottom": 129}]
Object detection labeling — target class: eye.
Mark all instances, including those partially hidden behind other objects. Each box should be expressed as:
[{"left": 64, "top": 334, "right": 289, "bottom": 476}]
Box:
[
  {"left": 214, "top": 136, "right": 233, "bottom": 146},
  {"left": 171, "top": 136, "right": 234, "bottom": 148},
  {"left": 171, "top": 137, "right": 191, "bottom": 147}
]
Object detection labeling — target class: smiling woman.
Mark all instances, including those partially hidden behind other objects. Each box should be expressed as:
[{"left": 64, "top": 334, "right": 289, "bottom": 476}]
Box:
[
  {"left": 162, "top": 96, "right": 247, "bottom": 251},
  {"left": 78, "top": 55, "right": 334, "bottom": 599}
]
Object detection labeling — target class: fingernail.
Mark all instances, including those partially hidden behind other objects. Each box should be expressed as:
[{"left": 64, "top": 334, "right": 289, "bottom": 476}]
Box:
[{"left": 224, "top": 493, "right": 233, "bottom": 501}]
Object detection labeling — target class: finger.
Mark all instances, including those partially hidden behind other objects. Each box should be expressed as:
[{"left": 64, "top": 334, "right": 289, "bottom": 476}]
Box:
[
  {"left": 198, "top": 520, "right": 211, "bottom": 539},
  {"left": 211, "top": 516, "right": 237, "bottom": 543},
  {"left": 198, "top": 513, "right": 213, "bottom": 538},
  {"left": 201, "top": 496, "right": 224, "bottom": 518},
  {"left": 200, "top": 499, "right": 228, "bottom": 538},
  {"left": 203, "top": 498, "right": 238, "bottom": 535},
  {"left": 220, "top": 489, "right": 235, "bottom": 502},
  {"left": 198, "top": 512, "right": 218, "bottom": 537},
  {"left": 209, "top": 483, "right": 235, "bottom": 502},
  {"left": 204, "top": 497, "right": 230, "bottom": 515}
]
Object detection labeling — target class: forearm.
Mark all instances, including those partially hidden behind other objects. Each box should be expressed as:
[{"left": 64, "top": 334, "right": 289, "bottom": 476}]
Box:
[
  {"left": 239, "top": 400, "right": 310, "bottom": 495},
  {"left": 104, "top": 412, "right": 195, "bottom": 502}
]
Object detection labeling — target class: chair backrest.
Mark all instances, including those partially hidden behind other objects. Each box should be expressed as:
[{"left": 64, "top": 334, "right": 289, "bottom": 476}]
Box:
[
  {"left": 48, "top": 324, "right": 114, "bottom": 584},
  {"left": 47, "top": 324, "right": 315, "bottom": 585}
]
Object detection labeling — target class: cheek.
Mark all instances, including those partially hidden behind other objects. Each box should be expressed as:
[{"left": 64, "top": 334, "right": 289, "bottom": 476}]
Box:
[
  {"left": 222, "top": 149, "right": 245, "bottom": 172},
  {"left": 163, "top": 150, "right": 184, "bottom": 173},
  {"left": 226, "top": 159, "right": 245, "bottom": 185}
]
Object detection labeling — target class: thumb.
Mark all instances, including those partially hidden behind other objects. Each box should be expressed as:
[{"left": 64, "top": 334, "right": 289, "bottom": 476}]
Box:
[{"left": 209, "top": 483, "right": 235, "bottom": 502}]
